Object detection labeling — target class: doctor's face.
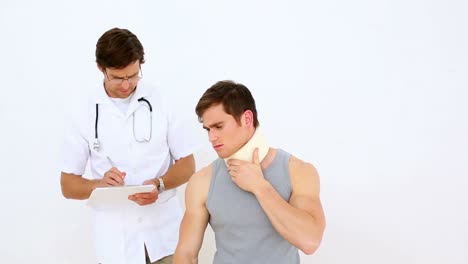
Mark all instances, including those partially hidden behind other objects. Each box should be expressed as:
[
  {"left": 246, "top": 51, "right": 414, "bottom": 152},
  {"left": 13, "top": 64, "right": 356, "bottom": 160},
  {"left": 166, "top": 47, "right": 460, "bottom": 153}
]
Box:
[
  {"left": 101, "top": 60, "right": 141, "bottom": 99},
  {"left": 202, "top": 104, "right": 251, "bottom": 159}
]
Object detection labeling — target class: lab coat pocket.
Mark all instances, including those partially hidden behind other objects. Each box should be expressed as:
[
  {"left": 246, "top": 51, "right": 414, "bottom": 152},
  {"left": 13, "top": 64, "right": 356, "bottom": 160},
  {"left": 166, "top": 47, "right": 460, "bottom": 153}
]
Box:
[{"left": 88, "top": 142, "right": 113, "bottom": 178}]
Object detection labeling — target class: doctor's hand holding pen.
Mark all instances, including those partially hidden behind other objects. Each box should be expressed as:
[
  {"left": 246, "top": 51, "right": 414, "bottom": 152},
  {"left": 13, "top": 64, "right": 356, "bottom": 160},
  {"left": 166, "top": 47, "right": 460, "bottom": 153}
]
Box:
[
  {"left": 98, "top": 156, "right": 126, "bottom": 187},
  {"left": 105, "top": 156, "right": 158, "bottom": 206},
  {"left": 100, "top": 167, "right": 126, "bottom": 186}
]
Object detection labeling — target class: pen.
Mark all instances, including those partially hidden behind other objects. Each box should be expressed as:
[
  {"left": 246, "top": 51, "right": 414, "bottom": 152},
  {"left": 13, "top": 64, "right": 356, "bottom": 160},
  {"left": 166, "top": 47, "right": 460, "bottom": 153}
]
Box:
[
  {"left": 106, "top": 156, "right": 125, "bottom": 185},
  {"left": 106, "top": 156, "right": 116, "bottom": 167}
]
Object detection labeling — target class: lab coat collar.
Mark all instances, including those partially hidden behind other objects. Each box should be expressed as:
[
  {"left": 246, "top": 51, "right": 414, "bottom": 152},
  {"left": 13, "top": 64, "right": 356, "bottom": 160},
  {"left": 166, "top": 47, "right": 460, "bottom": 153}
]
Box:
[
  {"left": 93, "top": 82, "right": 112, "bottom": 105},
  {"left": 126, "top": 82, "right": 152, "bottom": 118},
  {"left": 93, "top": 81, "right": 152, "bottom": 109}
]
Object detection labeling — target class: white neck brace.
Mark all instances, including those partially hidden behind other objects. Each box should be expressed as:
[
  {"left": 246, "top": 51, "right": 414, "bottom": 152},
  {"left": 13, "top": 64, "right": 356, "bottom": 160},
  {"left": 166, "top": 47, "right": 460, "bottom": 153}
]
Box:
[{"left": 224, "top": 127, "right": 270, "bottom": 164}]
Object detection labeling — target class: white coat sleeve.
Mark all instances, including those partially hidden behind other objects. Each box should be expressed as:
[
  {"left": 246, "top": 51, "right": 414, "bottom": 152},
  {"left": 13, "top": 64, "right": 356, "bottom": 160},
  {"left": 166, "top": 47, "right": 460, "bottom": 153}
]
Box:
[
  {"left": 59, "top": 109, "right": 90, "bottom": 176},
  {"left": 164, "top": 103, "right": 202, "bottom": 161}
]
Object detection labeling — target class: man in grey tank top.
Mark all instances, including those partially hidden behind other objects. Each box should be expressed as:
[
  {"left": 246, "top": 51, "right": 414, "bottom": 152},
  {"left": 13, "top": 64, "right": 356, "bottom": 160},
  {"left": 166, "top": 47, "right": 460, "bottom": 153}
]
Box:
[{"left": 174, "top": 81, "right": 326, "bottom": 264}]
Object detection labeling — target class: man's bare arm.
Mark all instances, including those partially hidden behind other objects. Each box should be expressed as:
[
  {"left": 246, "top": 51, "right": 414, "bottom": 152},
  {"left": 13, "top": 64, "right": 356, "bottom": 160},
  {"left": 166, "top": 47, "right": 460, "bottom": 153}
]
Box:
[
  {"left": 253, "top": 156, "right": 326, "bottom": 254},
  {"left": 174, "top": 166, "right": 211, "bottom": 264},
  {"left": 156, "top": 154, "right": 195, "bottom": 190},
  {"left": 61, "top": 163, "right": 129, "bottom": 200},
  {"left": 130, "top": 155, "right": 196, "bottom": 205},
  {"left": 60, "top": 172, "right": 100, "bottom": 199}
]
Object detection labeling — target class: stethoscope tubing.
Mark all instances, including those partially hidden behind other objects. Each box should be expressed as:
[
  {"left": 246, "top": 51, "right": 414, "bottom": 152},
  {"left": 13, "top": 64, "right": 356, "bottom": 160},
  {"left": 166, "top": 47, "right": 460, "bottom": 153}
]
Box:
[{"left": 93, "top": 97, "right": 152, "bottom": 151}]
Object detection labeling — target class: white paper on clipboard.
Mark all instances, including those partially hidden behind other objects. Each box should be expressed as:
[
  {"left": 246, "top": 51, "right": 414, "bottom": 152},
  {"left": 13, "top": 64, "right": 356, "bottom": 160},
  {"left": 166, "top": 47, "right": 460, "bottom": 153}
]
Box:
[{"left": 87, "top": 185, "right": 155, "bottom": 209}]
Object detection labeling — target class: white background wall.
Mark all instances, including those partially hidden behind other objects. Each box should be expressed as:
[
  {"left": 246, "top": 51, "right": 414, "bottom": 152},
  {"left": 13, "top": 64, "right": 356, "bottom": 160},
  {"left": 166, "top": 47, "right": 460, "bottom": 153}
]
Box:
[{"left": 0, "top": 0, "right": 467, "bottom": 263}]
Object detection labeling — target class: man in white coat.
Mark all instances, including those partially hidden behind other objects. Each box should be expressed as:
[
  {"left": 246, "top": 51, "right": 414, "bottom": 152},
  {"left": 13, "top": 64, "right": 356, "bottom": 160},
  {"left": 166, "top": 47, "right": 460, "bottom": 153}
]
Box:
[{"left": 60, "top": 27, "right": 198, "bottom": 264}]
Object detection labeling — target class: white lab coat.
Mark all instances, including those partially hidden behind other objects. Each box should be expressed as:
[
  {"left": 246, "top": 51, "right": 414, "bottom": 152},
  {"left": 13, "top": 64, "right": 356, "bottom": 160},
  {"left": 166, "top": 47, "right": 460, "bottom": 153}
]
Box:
[{"left": 60, "top": 82, "right": 198, "bottom": 264}]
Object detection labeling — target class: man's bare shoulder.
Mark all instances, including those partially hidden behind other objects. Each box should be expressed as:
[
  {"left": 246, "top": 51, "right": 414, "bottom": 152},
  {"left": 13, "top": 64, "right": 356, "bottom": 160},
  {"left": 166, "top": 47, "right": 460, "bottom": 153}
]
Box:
[
  {"left": 185, "top": 164, "right": 213, "bottom": 204},
  {"left": 288, "top": 155, "right": 320, "bottom": 194},
  {"left": 189, "top": 164, "right": 213, "bottom": 186},
  {"left": 289, "top": 155, "right": 318, "bottom": 176}
]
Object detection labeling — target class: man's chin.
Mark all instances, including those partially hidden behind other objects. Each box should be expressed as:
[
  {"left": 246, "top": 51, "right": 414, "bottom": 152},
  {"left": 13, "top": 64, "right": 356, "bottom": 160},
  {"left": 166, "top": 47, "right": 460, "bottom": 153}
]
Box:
[
  {"left": 215, "top": 151, "right": 228, "bottom": 159},
  {"left": 118, "top": 91, "right": 132, "bottom": 98}
]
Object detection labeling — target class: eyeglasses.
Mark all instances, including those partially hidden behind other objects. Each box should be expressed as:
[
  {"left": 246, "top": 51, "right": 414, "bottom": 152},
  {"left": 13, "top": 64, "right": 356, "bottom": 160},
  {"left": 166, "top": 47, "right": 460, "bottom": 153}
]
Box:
[{"left": 104, "top": 69, "right": 143, "bottom": 85}]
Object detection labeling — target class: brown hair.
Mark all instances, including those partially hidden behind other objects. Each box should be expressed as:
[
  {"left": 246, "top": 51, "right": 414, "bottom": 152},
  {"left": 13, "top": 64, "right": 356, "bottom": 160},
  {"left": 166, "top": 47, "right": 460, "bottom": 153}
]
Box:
[
  {"left": 95, "top": 28, "right": 145, "bottom": 69},
  {"left": 195, "top": 80, "right": 259, "bottom": 127}
]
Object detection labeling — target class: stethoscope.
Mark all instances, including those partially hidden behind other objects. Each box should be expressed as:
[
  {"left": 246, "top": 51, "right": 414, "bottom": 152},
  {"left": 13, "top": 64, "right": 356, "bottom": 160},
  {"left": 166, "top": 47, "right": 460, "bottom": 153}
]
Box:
[{"left": 92, "top": 97, "right": 153, "bottom": 152}]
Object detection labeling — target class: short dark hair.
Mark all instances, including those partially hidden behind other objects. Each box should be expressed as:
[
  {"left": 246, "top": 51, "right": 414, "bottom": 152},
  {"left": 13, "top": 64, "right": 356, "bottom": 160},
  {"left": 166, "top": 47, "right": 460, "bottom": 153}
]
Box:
[
  {"left": 95, "top": 28, "right": 145, "bottom": 69},
  {"left": 195, "top": 80, "right": 259, "bottom": 127}
]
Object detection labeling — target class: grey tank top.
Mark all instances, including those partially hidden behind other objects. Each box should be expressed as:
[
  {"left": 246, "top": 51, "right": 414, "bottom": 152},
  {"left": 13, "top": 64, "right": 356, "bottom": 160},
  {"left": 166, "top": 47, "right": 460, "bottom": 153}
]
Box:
[{"left": 207, "top": 149, "right": 300, "bottom": 264}]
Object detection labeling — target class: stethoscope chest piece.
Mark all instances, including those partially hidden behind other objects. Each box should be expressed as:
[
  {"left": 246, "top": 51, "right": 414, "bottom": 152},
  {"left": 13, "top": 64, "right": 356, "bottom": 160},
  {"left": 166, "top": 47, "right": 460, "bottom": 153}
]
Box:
[{"left": 93, "top": 139, "right": 101, "bottom": 152}]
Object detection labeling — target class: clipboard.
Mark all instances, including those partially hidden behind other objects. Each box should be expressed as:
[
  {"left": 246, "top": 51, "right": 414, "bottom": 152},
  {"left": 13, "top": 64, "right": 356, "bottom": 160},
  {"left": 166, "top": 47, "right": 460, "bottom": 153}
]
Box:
[{"left": 87, "top": 184, "right": 155, "bottom": 209}]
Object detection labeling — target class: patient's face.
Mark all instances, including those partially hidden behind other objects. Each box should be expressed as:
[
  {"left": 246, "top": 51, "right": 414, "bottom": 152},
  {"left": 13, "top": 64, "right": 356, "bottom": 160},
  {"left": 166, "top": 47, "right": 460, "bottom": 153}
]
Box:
[{"left": 202, "top": 104, "right": 249, "bottom": 158}]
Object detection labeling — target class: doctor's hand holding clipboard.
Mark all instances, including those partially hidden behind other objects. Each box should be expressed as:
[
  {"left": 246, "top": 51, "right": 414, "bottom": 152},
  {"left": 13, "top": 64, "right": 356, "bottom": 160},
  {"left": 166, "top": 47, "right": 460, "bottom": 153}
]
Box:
[
  {"left": 128, "top": 179, "right": 160, "bottom": 206},
  {"left": 101, "top": 156, "right": 159, "bottom": 206}
]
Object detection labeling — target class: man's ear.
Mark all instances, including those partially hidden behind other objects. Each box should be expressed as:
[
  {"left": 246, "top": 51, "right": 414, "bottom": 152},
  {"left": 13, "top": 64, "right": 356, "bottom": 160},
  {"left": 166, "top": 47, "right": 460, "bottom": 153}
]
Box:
[
  {"left": 243, "top": 110, "right": 254, "bottom": 127},
  {"left": 97, "top": 64, "right": 104, "bottom": 73}
]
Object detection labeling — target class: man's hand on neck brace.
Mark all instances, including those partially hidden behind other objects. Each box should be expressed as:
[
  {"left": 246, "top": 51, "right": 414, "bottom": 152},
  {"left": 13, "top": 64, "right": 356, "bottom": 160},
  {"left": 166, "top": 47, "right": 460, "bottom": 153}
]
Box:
[{"left": 224, "top": 127, "right": 269, "bottom": 164}]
